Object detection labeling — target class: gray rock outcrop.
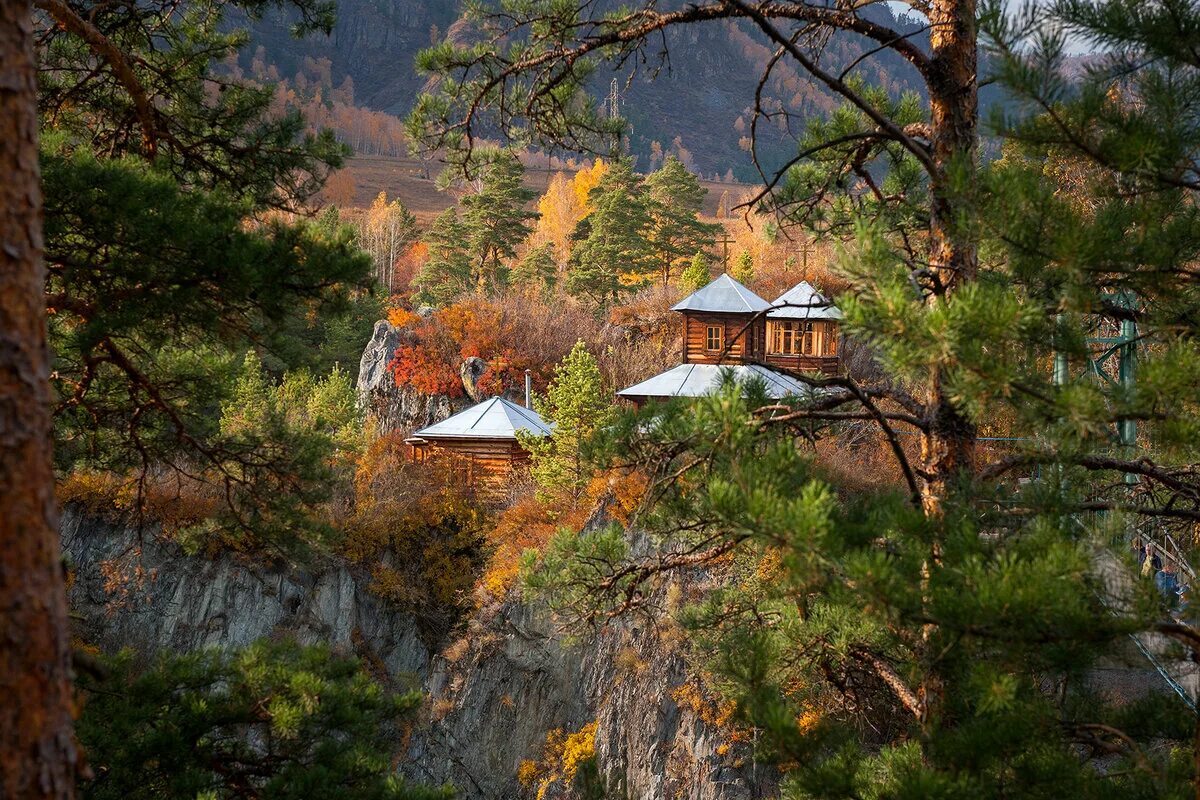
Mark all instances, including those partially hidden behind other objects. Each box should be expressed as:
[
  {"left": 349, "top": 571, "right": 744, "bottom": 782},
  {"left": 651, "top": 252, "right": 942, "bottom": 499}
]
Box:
[
  {"left": 62, "top": 508, "right": 773, "bottom": 800},
  {"left": 61, "top": 507, "right": 429, "bottom": 678},
  {"left": 356, "top": 319, "right": 457, "bottom": 434},
  {"left": 460, "top": 356, "right": 488, "bottom": 402}
]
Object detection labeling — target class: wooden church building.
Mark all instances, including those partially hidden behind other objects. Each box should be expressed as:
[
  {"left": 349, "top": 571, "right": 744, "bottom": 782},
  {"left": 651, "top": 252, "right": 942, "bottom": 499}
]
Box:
[{"left": 619, "top": 273, "right": 842, "bottom": 405}]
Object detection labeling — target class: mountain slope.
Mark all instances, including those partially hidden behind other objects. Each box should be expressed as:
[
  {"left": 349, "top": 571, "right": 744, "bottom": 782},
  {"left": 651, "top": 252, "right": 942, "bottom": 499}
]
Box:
[{"left": 245, "top": 1, "right": 930, "bottom": 179}]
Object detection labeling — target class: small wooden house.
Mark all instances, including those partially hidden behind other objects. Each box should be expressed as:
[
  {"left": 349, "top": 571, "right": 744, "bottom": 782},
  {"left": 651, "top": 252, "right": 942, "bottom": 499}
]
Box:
[
  {"left": 762, "top": 280, "right": 842, "bottom": 375},
  {"left": 618, "top": 273, "right": 841, "bottom": 405},
  {"left": 672, "top": 273, "right": 772, "bottom": 364},
  {"left": 406, "top": 396, "right": 551, "bottom": 500}
]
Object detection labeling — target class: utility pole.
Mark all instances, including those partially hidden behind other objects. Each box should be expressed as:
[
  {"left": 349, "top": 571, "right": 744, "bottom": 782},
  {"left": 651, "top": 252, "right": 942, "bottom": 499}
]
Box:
[{"left": 607, "top": 78, "right": 622, "bottom": 155}]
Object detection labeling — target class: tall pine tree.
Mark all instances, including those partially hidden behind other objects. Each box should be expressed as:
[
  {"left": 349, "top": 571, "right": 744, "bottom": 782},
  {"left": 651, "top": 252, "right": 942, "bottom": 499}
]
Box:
[
  {"left": 644, "top": 156, "right": 719, "bottom": 286},
  {"left": 566, "top": 159, "right": 654, "bottom": 306}
]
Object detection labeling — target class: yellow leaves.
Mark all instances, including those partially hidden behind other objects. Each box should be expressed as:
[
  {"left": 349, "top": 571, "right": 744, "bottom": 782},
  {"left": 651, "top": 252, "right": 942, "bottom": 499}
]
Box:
[
  {"left": 670, "top": 679, "right": 752, "bottom": 750},
  {"left": 530, "top": 159, "right": 607, "bottom": 264},
  {"left": 517, "top": 760, "right": 541, "bottom": 788},
  {"left": 519, "top": 721, "right": 599, "bottom": 799},
  {"left": 570, "top": 158, "right": 607, "bottom": 212},
  {"left": 796, "top": 708, "right": 822, "bottom": 734}
]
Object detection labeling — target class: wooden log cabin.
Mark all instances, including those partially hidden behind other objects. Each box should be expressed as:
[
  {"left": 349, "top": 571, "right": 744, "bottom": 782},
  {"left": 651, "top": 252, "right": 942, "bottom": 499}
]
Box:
[
  {"left": 406, "top": 396, "right": 551, "bottom": 502},
  {"left": 672, "top": 273, "right": 840, "bottom": 374},
  {"left": 618, "top": 273, "right": 841, "bottom": 405},
  {"left": 762, "top": 279, "right": 842, "bottom": 375}
]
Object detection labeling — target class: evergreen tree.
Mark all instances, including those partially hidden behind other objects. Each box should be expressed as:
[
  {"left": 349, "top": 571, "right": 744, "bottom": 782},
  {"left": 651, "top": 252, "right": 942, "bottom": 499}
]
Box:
[
  {"left": 680, "top": 251, "right": 712, "bottom": 292},
  {"left": 35, "top": 0, "right": 375, "bottom": 553},
  {"left": 513, "top": 243, "right": 558, "bottom": 294},
  {"left": 519, "top": 341, "right": 614, "bottom": 506},
  {"left": 76, "top": 639, "right": 453, "bottom": 800},
  {"left": 460, "top": 149, "right": 539, "bottom": 293},
  {"left": 644, "top": 156, "right": 719, "bottom": 285},
  {"left": 731, "top": 249, "right": 754, "bottom": 285},
  {"left": 415, "top": 208, "right": 473, "bottom": 306},
  {"left": 416, "top": 150, "right": 538, "bottom": 303},
  {"left": 0, "top": 2, "right": 75, "bottom": 794},
  {"left": 566, "top": 160, "right": 654, "bottom": 306}
]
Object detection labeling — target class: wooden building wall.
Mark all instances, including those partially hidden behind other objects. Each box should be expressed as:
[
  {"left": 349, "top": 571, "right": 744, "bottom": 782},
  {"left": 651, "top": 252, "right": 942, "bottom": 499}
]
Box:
[
  {"left": 682, "top": 312, "right": 766, "bottom": 364},
  {"left": 763, "top": 320, "right": 840, "bottom": 375},
  {"left": 409, "top": 437, "right": 530, "bottom": 503}
]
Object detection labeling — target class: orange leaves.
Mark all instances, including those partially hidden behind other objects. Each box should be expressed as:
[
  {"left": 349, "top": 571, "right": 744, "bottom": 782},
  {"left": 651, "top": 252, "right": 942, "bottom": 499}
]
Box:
[
  {"left": 390, "top": 341, "right": 463, "bottom": 397},
  {"left": 480, "top": 495, "right": 560, "bottom": 602},
  {"left": 387, "top": 299, "right": 556, "bottom": 400},
  {"left": 386, "top": 306, "right": 419, "bottom": 328}
]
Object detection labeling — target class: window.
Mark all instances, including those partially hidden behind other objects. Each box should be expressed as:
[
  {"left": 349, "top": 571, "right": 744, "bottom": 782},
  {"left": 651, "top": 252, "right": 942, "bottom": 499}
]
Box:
[
  {"left": 801, "top": 322, "right": 815, "bottom": 354},
  {"left": 705, "top": 325, "right": 723, "bottom": 352},
  {"left": 769, "top": 321, "right": 793, "bottom": 354},
  {"left": 768, "top": 321, "right": 814, "bottom": 355}
]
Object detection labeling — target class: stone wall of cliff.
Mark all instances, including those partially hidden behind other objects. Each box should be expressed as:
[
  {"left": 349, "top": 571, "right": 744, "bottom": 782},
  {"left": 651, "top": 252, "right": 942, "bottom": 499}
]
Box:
[{"left": 62, "top": 506, "right": 774, "bottom": 799}]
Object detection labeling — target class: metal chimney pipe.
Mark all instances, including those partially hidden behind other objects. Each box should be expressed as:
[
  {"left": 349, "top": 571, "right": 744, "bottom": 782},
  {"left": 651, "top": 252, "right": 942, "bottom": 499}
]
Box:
[{"left": 524, "top": 369, "right": 532, "bottom": 409}]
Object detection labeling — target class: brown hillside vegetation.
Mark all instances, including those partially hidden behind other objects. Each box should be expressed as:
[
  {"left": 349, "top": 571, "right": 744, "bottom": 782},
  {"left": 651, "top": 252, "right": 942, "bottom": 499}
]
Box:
[{"left": 331, "top": 155, "right": 751, "bottom": 224}]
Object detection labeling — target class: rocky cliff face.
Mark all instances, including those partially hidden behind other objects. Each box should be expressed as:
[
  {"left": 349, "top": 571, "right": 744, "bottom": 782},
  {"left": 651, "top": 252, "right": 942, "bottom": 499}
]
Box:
[
  {"left": 63, "top": 508, "right": 773, "bottom": 799},
  {"left": 61, "top": 507, "right": 430, "bottom": 678}
]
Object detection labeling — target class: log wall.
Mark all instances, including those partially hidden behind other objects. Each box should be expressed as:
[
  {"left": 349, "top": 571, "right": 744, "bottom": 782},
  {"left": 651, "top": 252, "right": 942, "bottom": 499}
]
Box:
[{"left": 682, "top": 312, "right": 766, "bottom": 364}]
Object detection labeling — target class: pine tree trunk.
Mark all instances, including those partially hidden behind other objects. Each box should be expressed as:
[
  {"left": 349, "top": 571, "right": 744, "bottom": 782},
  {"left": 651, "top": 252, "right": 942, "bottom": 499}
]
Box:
[
  {"left": 921, "top": 0, "right": 979, "bottom": 518},
  {"left": 0, "top": 4, "right": 78, "bottom": 797},
  {"left": 914, "top": 0, "right": 978, "bottom": 728}
]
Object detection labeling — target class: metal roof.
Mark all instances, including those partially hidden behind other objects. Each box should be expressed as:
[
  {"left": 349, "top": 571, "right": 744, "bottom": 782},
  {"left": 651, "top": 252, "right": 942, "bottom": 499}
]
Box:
[
  {"left": 670, "top": 273, "right": 771, "bottom": 314},
  {"left": 412, "top": 397, "right": 552, "bottom": 440},
  {"left": 768, "top": 280, "right": 843, "bottom": 320},
  {"left": 617, "top": 363, "right": 815, "bottom": 400}
]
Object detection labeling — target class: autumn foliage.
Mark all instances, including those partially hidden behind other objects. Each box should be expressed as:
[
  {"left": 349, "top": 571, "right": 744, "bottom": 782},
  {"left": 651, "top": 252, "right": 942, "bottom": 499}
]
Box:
[{"left": 340, "top": 432, "right": 486, "bottom": 638}]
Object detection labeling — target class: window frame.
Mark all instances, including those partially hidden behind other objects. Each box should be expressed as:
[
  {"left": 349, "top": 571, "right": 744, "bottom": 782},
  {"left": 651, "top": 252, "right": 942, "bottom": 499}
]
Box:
[{"left": 705, "top": 324, "right": 724, "bottom": 352}]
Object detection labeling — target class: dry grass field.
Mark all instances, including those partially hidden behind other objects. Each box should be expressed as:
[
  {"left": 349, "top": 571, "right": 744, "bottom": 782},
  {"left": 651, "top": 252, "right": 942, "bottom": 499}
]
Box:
[{"left": 337, "top": 154, "right": 751, "bottom": 223}]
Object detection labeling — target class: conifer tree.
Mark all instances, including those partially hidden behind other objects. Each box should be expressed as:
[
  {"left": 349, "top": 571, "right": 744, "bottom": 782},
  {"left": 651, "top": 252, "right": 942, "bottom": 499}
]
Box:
[
  {"left": 415, "top": 208, "right": 473, "bottom": 306},
  {"left": 76, "top": 639, "right": 453, "bottom": 800},
  {"left": 36, "top": 0, "right": 374, "bottom": 551},
  {"left": 680, "top": 251, "right": 712, "bottom": 292},
  {"left": 459, "top": 149, "right": 539, "bottom": 293},
  {"left": 1, "top": 2, "right": 75, "bottom": 795},
  {"left": 520, "top": 341, "right": 614, "bottom": 506},
  {"left": 731, "top": 250, "right": 754, "bottom": 285},
  {"left": 645, "top": 156, "right": 719, "bottom": 285},
  {"left": 416, "top": 150, "right": 538, "bottom": 303},
  {"left": 513, "top": 243, "right": 558, "bottom": 294},
  {"left": 566, "top": 159, "right": 654, "bottom": 306}
]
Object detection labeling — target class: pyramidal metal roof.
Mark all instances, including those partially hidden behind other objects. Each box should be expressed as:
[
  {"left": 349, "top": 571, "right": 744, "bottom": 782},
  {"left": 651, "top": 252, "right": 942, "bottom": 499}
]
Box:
[
  {"left": 412, "top": 397, "right": 552, "bottom": 440},
  {"left": 617, "top": 363, "right": 815, "bottom": 401},
  {"left": 670, "top": 273, "right": 771, "bottom": 314},
  {"left": 768, "top": 280, "right": 843, "bottom": 320}
]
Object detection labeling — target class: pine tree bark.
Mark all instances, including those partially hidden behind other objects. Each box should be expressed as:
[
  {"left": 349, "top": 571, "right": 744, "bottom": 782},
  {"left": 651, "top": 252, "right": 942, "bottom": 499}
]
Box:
[
  {"left": 0, "top": 3, "right": 78, "bottom": 797},
  {"left": 921, "top": 0, "right": 979, "bottom": 518}
]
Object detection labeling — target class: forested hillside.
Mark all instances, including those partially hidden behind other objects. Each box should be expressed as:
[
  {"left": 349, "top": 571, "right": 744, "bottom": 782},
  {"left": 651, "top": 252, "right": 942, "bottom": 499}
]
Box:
[
  {"left": 242, "top": 0, "right": 929, "bottom": 179},
  {"left": 7, "top": 0, "right": 1200, "bottom": 799}
]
